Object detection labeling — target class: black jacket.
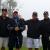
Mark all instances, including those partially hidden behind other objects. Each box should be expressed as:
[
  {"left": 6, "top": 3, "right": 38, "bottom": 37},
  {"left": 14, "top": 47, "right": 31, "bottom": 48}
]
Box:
[
  {"left": 0, "top": 16, "right": 15, "bottom": 37},
  {"left": 9, "top": 18, "right": 25, "bottom": 37},
  {"left": 39, "top": 18, "right": 50, "bottom": 39},
  {"left": 25, "top": 19, "right": 40, "bottom": 39}
]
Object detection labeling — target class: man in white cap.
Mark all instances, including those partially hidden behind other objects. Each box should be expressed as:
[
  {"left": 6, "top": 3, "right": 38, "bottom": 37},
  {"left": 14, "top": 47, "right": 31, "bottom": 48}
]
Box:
[{"left": 8, "top": 11, "right": 25, "bottom": 50}]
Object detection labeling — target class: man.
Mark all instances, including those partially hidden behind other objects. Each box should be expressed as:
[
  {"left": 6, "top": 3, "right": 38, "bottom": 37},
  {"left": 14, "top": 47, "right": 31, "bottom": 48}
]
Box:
[
  {"left": 25, "top": 12, "right": 40, "bottom": 50},
  {"left": 0, "top": 8, "right": 10, "bottom": 50},
  {"left": 8, "top": 11, "right": 25, "bottom": 50},
  {"left": 39, "top": 11, "right": 50, "bottom": 50},
  {"left": 0, "top": 8, "right": 16, "bottom": 50}
]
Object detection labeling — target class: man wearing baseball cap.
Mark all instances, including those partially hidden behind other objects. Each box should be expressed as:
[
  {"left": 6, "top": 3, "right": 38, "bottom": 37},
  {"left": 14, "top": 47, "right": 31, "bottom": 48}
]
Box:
[
  {"left": 8, "top": 11, "right": 25, "bottom": 50},
  {"left": 25, "top": 12, "right": 40, "bottom": 50},
  {"left": 0, "top": 8, "right": 9, "bottom": 50},
  {"left": 39, "top": 11, "right": 50, "bottom": 50}
]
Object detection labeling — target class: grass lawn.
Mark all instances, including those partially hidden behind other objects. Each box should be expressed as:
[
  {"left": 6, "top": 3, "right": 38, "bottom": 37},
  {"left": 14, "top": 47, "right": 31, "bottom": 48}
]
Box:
[
  {"left": 21, "top": 47, "right": 43, "bottom": 50},
  {"left": 0, "top": 47, "right": 43, "bottom": 50}
]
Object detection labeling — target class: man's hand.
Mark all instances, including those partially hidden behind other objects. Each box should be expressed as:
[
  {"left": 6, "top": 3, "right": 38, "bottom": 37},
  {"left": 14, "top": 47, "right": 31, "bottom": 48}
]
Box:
[{"left": 15, "top": 27, "right": 20, "bottom": 32}]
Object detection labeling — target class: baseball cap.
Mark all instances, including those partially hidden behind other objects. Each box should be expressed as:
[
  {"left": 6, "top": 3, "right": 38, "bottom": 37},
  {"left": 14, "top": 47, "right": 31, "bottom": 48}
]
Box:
[
  {"left": 2, "top": 8, "right": 7, "bottom": 12},
  {"left": 32, "top": 12, "right": 37, "bottom": 17},
  {"left": 43, "top": 11, "right": 48, "bottom": 15}
]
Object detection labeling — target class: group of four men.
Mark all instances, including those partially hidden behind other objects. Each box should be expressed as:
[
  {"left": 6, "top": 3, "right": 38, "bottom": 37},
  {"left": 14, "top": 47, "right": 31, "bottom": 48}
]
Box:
[{"left": 0, "top": 8, "right": 50, "bottom": 50}]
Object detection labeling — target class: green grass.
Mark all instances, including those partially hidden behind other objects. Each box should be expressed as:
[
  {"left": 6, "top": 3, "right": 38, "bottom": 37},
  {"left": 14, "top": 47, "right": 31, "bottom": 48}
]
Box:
[
  {"left": 0, "top": 47, "right": 43, "bottom": 50},
  {"left": 21, "top": 47, "right": 43, "bottom": 50}
]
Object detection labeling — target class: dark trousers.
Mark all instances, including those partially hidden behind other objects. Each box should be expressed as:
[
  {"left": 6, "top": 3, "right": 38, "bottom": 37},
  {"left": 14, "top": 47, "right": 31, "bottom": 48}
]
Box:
[
  {"left": 9, "top": 47, "right": 13, "bottom": 50},
  {"left": 8, "top": 36, "right": 23, "bottom": 50},
  {"left": 42, "top": 37, "right": 50, "bottom": 50}
]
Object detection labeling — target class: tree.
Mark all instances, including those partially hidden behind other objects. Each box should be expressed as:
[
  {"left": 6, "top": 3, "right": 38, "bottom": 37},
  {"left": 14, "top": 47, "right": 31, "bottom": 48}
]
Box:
[{"left": 8, "top": 0, "right": 17, "bottom": 17}]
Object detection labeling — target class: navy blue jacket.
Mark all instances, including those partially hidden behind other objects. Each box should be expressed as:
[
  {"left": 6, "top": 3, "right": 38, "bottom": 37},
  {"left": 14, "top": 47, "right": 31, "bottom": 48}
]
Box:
[
  {"left": 25, "top": 19, "right": 40, "bottom": 39},
  {"left": 9, "top": 18, "right": 25, "bottom": 37},
  {"left": 0, "top": 16, "right": 15, "bottom": 37},
  {"left": 39, "top": 18, "right": 50, "bottom": 39}
]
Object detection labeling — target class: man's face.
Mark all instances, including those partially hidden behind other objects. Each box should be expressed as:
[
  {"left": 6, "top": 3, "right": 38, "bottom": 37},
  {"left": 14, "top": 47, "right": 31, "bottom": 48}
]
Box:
[
  {"left": 43, "top": 11, "right": 49, "bottom": 19},
  {"left": 2, "top": 11, "right": 7, "bottom": 17},
  {"left": 44, "top": 14, "right": 49, "bottom": 19},
  {"left": 13, "top": 12, "right": 18, "bottom": 17},
  {"left": 32, "top": 15, "right": 37, "bottom": 20}
]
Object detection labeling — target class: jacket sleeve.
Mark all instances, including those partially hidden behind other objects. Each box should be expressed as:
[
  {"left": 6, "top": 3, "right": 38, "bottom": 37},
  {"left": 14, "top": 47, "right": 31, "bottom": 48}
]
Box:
[
  {"left": 7, "top": 19, "right": 17, "bottom": 31},
  {"left": 18, "top": 19, "right": 25, "bottom": 32},
  {"left": 38, "top": 21, "right": 43, "bottom": 35}
]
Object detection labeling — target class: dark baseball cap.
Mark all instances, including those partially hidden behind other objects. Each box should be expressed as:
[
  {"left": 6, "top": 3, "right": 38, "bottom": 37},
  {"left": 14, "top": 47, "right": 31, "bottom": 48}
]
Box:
[
  {"left": 32, "top": 12, "right": 37, "bottom": 17},
  {"left": 2, "top": 8, "right": 7, "bottom": 12},
  {"left": 43, "top": 11, "right": 48, "bottom": 15}
]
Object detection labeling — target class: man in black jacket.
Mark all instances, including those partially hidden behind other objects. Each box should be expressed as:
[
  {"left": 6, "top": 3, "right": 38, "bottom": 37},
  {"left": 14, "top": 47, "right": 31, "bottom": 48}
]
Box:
[
  {"left": 0, "top": 8, "right": 10, "bottom": 50},
  {"left": 8, "top": 11, "right": 25, "bottom": 50},
  {"left": 39, "top": 11, "right": 50, "bottom": 50},
  {"left": 25, "top": 12, "right": 40, "bottom": 50}
]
